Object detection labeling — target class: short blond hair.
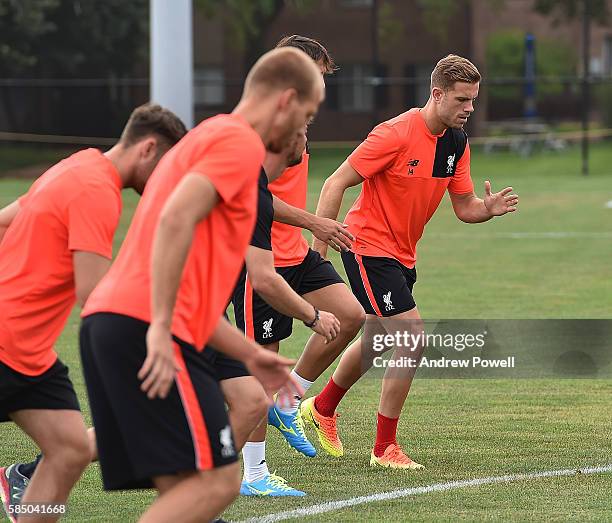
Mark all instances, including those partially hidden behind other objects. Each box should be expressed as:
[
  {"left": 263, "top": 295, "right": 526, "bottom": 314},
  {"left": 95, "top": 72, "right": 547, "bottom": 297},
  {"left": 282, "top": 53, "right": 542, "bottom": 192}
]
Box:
[
  {"left": 244, "top": 47, "right": 321, "bottom": 101},
  {"left": 431, "top": 54, "right": 481, "bottom": 91}
]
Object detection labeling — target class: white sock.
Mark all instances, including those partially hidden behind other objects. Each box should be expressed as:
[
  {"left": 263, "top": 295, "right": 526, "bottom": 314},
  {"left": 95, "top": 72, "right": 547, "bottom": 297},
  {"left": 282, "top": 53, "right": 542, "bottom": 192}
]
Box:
[
  {"left": 278, "top": 370, "right": 314, "bottom": 415},
  {"left": 242, "top": 442, "right": 269, "bottom": 483}
]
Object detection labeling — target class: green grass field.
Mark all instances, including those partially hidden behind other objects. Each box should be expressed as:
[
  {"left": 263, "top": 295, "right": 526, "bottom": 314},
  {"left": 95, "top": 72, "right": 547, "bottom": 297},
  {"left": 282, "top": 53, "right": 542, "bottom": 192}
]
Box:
[{"left": 1, "top": 143, "right": 611, "bottom": 522}]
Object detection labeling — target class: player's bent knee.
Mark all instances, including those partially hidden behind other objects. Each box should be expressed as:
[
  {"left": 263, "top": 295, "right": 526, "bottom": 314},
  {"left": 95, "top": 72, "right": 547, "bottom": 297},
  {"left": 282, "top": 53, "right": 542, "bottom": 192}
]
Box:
[
  {"left": 45, "top": 436, "right": 91, "bottom": 477},
  {"left": 41, "top": 424, "right": 90, "bottom": 462},
  {"left": 342, "top": 302, "right": 366, "bottom": 334},
  {"left": 353, "top": 305, "right": 367, "bottom": 328},
  {"left": 196, "top": 463, "right": 240, "bottom": 500},
  {"left": 248, "top": 389, "right": 269, "bottom": 422},
  {"left": 234, "top": 391, "right": 268, "bottom": 430},
  {"left": 227, "top": 380, "right": 268, "bottom": 424},
  {"left": 63, "top": 435, "right": 91, "bottom": 470}
]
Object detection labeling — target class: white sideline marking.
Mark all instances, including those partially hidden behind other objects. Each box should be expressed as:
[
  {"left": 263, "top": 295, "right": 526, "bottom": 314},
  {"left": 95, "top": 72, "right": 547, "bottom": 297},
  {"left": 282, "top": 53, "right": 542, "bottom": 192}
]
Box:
[
  {"left": 429, "top": 232, "right": 612, "bottom": 239},
  {"left": 241, "top": 464, "right": 612, "bottom": 523}
]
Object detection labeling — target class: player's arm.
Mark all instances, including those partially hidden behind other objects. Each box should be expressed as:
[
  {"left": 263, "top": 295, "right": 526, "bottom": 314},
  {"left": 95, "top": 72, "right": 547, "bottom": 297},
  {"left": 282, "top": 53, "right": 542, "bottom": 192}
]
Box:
[
  {"left": 208, "top": 317, "right": 302, "bottom": 401},
  {"left": 141, "top": 174, "right": 220, "bottom": 399},
  {"left": 312, "top": 160, "right": 364, "bottom": 258},
  {"left": 0, "top": 201, "right": 21, "bottom": 243},
  {"left": 73, "top": 252, "right": 112, "bottom": 307},
  {"left": 449, "top": 181, "right": 518, "bottom": 223},
  {"left": 67, "top": 183, "right": 120, "bottom": 306},
  {"left": 272, "top": 196, "right": 354, "bottom": 252},
  {"left": 245, "top": 245, "right": 340, "bottom": 342}
]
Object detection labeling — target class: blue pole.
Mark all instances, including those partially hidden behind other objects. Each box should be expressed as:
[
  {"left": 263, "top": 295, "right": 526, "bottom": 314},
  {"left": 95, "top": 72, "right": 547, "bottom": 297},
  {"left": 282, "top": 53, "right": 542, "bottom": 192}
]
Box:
[{"left": 524, "top": 32, "right": 537, "bottom": 119}]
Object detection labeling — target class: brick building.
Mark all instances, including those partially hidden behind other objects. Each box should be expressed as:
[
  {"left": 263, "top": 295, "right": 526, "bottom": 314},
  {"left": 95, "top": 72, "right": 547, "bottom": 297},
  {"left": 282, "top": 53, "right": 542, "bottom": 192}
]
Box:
[{"left": 193, "top": 0, "right": 612, "bottom": 140}]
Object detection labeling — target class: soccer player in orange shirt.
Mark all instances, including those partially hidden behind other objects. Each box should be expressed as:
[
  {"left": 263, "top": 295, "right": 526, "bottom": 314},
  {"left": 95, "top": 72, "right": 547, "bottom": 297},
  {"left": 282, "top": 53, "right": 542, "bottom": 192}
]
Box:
[
  {"left": 202, "top": 126, "right": 342, "bottom": 497},
  {"left": 229, "top": 36, "right": 366, "bottom": 495},
  {"left": 302, "top": 55, "right": 519, "bottom": 469},
  {"left": 79, "top": 48, "right": 324, "bottom": 522},
  {"left": 0, "top": 105, "right": 186, "bottom": 522}
]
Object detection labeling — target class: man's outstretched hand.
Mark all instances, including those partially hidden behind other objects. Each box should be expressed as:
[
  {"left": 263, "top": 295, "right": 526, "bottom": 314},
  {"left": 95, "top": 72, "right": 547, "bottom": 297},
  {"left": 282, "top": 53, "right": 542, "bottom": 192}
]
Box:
[
  {"left": 245, "top": 349, "right": 304, "bottom": 407},
  {"left": 311, "top": 217, "right": 354, "bottom": 252},
  {"left": 484, "top": 180, "right": 519, "bottom": 216}
]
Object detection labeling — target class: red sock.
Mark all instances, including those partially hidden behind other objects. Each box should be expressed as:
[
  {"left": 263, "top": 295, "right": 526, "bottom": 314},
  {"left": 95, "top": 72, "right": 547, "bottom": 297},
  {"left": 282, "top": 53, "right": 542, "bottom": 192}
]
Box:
[
  {"left": 314, "top": 377, "right": 348, "bottom": 417},
  {"left": 373, "top": 413, "right": 399, "bottom": 457}
]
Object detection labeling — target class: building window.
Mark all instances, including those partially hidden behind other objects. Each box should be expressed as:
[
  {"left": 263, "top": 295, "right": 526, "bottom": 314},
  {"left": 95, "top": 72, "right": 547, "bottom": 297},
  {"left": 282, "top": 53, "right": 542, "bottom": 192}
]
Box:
[
  {"left": 604, "top": 36, "right": 612, "bottom": 76},
  {"left": 338, "top": 64, "right": 374, "bottom": 112},
  {"left": 404, "top": 64, "right": 417, "bottom": 107},
  {"left": 404, "top": 63, "right": 432, "bottom": 107},
  {"left": 340, "top": 0, "right": 373, "bottom": 7},
  {"left": 410, "top": 63, "right": 433, "bottom": 106},
  {"left": 194, "top": 67, "right": 225, "bottom": 106}
]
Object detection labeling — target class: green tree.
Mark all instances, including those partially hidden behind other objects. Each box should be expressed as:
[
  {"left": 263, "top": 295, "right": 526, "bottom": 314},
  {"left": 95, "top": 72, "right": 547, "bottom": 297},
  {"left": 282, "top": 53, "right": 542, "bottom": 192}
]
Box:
[
  {"left": 0, "top": 0, "right": 148, "bottom": 77},
  {"left": 34, "top": 0, "right": 149, "bottom": 77},
  {"left": 417, "top": 0, "right": 458, "bottom": 42},
  {"left": 0, "top": 0, "right": 59, "bottom": 75},
  {"left": 0, "top": 0, "right": 149, "bottom": 132},
  {"left": 194, "top": 0, "right": 317, "bottom": 68},
  {"left": 486, "top": 29, "right": 577, "bottom": 103},
  {"left": 532, "top": 0, "right": 609, "bottom": 24}
]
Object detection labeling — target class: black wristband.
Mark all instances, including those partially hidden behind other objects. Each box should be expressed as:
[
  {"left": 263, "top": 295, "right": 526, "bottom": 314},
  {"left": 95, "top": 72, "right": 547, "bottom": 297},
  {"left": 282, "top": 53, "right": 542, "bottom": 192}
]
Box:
[{"left": 303, "top": 307, "right": 320, "bottom": 328}]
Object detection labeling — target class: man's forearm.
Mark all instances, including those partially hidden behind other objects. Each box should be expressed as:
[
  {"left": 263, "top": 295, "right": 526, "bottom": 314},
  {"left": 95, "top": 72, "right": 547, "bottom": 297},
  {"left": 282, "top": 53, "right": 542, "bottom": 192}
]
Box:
[
  {"left": 315, "top": 177, "right": 345, "bottom": 221},
  {"left": 459, "top": 198, "right": 494, "bottom": 223},
  {"left": 253, "top": 272, "right": 314, "bottom": 323},
  {"left": 208, "top": 317, "right": 261, "bottom": 362},
  {"left": 272, "top": 195, "right": 315, "bottom": 229},
  {"left": 150, "top": 215, "right": 195, "bottom": 327}
]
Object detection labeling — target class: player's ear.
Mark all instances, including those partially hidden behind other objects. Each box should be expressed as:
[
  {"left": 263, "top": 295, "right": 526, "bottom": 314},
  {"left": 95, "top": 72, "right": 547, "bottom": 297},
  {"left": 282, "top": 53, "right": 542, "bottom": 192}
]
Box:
[
  {"left": 139, "top": 136, "right": 158, "bottom": 161},
  {"left": 432, "top": 87, "right": 444, "bottom": 103},
  {"left": 278, "top": 88, "right": 298, "bottom": 112}
]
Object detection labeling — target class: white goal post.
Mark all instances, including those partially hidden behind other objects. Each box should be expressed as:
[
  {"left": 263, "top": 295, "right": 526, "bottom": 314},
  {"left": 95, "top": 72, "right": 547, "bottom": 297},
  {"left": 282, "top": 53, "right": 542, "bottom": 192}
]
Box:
[{"left": 150, "top": 0, "right": 194, "bottom": 129}]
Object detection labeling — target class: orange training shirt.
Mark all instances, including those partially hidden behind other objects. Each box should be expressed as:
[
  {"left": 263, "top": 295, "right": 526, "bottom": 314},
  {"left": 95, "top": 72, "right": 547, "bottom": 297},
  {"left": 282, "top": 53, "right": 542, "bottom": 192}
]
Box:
[
  {"left": 0, "top": 149, "right": 122, "bottom": 375},
  {"left": 268, "top": 151, "right": 310, "bottom": 267},
  {"left": 345, "top": 108, "right": 473, "bottom": 268},
  {"left": 83, "top": 114, "right": 265, "bottom": 350}
]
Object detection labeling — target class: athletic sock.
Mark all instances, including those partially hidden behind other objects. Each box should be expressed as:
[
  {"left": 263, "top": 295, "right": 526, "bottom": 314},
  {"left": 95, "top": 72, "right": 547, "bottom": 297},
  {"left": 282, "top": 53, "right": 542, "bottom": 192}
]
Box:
[
  {"left": 314, "top": 377, "right": 348, "bottom": 418},
  {"left": 242, "top": 442, "right": 269, "bottom": 483},
  {"left": 277, "top": 370, "right": 313, "bottom": 415},
  {"left": 373, "top": 412, "right": 399, "bottom": 457},
  {"left": 17, "top": 454, "right": 42, "bottom": 480}
]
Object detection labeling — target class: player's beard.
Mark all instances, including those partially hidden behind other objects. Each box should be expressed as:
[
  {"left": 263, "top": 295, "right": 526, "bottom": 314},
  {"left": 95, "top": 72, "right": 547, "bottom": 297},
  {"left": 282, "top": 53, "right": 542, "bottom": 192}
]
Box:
[
  {"left": 286, "top": 152, "right": 303, "bottom": 167},
  {"left": 444, "top": 115, "right": 468, "bottom": 130},
  {"left": 456, "top": 115, "right": 469, "bottom": 128},
  {"left": 267, "top": 125, "right": 298, "bottom": 154},
  {"left": 266, "top": 139, "right": 284, "bottom": 154}
]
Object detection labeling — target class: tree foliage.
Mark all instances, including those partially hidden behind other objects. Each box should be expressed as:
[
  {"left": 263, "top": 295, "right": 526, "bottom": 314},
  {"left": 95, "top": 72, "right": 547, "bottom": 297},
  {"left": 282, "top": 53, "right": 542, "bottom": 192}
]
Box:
[
  {"left": 532, "top": 0, "right": 609, "bottom": 24},
  {"left": 378, "top": 1, "right": 404, "bottom": 52},
  {"left": 0, "top": 0, "right": 59, "bottom": 74},
  {"left": 486, "top": 29, "right": 577, "bottom": 102},
  {"left": 194, "top": 0, "right": 317, "bottom": 67},
  {"left": 417, "top": 0, "right": 459, "bottom": 42},
  {"left": 0, "top": 0, "right": 148, "bottom": 77}
]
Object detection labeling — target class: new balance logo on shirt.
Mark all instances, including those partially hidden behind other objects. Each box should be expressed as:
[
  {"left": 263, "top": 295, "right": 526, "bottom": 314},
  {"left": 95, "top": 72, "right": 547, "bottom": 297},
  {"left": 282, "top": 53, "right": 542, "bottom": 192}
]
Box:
[
  {"left": 407, "top": 158, "right": 420, "bottom": 175},
  {"left": 383, "top": 291, "right": 394, "bottom": 312},
  {"left": 262, "top": 318, "right": 273, "bottom": 338}
]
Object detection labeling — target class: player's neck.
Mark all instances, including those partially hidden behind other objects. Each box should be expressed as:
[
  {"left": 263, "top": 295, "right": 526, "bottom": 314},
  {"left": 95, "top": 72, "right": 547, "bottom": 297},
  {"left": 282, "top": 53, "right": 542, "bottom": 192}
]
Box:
[
  {"left": 104, "top": 144, "right": 132, "bottom": 189},
  {"left": 232, "top": 97, "right": 275, "bottom": 144},
  {"left": 262, "top": 151, "right": 286, "bottom": 182},
  {"left": 419, "top": 101, "right": 447, "bottom": 136}
]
